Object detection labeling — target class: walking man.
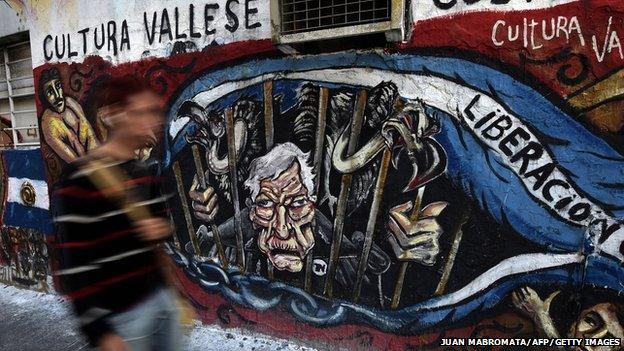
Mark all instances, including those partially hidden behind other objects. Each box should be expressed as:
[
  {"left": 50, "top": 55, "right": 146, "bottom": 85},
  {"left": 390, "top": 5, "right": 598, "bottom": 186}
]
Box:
[{"left": 52, "top": 76, "right": 182, "bottom": 351}]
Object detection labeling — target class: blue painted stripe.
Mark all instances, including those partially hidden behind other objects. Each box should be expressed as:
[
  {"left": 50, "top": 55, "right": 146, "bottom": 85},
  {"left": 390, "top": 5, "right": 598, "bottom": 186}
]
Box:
[
  {"left": 4, "top": 202, "right": 53, "bottom": 233},
  {"left": 3, "top": 149, "right": 47, "bottom": 181},
  {"left": 175, "top": 250, "right": 584, "bottom": 334}
]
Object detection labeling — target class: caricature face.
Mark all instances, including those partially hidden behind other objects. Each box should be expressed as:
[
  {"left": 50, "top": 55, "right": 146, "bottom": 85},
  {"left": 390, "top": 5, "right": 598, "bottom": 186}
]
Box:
[
  {"left": 43, "top": 78, "right": 65, "bottom": 113},
  {"left": 572, "top": 303, "right": 624, "bottom": 351},
  {"left": 249, "top": 161, "right": 315, "bottom": 272}
]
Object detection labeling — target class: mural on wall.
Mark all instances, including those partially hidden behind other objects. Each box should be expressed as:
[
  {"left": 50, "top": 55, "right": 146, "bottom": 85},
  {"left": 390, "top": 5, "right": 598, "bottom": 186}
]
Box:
[
  {"left": 162, "top": 52, "right": 624, "bottom": 339},
  {"left": 0, "top": 226, "right": 49, "bottom": 290},
  {"left": 21, "top": 0, "right": 624, "bottom": 349},
  {"left": 0, "top": 149, "right": 52, "bottom": 291},
  {"left": 39, "top": 67, "right": 99, "bottom": 163}
]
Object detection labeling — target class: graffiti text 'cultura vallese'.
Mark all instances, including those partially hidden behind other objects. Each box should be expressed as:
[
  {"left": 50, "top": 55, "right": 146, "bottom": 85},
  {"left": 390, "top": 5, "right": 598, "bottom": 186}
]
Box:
[{"left": 41, "top": 1, "right": 262, "bottom": 62}]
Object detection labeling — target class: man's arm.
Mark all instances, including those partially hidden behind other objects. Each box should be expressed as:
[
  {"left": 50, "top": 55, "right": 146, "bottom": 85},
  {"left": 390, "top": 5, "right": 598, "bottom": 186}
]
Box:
[
  {"left": 66, "top": 97, "right": 100, "bottom": 151},
  {"left": 512, "top": 286, "right": 561, "bottom": 339}
]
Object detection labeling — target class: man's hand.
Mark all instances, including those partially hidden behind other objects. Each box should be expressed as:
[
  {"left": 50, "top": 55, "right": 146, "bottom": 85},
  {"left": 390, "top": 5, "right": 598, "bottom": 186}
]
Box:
[
  {"left": 188, "top": 176, "right": 218, "bottom": 223},
  {"left": 387, "top": 200, "right": 448, "bottom": 266},
  {"left": 99, "top": 333, "right": 129, "bottom": 351},
  {"left": 135, "top": 217, "right": 172, "bottom": 241},
  {"left": 512, "top": 286, "right": 560, "bottom": 319},
  {"left": 512, "top": 286, "right": 561, "bottom": 339}
]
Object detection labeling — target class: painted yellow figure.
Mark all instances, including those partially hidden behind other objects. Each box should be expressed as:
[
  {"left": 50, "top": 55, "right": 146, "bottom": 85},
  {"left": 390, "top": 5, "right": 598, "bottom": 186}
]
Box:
[{"left": 39, "top": 68, "right": 99, "bottom": 162}]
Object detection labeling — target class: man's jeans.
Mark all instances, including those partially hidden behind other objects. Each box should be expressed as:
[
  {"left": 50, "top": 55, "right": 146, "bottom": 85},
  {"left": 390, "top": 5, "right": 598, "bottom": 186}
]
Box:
[{"left": 106, "top": 288, "right": 183, "bottom": 351}]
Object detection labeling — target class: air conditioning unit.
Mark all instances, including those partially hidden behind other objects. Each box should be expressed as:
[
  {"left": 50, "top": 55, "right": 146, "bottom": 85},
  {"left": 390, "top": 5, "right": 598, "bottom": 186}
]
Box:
[{"left": 270, "top": 0, "right": 407, "bottom": 45}]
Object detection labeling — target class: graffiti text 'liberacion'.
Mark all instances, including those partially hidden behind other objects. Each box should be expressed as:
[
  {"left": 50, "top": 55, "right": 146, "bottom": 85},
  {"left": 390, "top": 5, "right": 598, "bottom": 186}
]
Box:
[{"left": 462, "top": 94, "right": 594, "bottom": 226}]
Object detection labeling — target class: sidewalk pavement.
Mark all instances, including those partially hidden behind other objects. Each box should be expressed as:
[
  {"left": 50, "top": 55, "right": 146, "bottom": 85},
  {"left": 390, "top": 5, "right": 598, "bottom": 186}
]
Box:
[{"left": 0, "top": 283, "right": 319, "bottom": 351}]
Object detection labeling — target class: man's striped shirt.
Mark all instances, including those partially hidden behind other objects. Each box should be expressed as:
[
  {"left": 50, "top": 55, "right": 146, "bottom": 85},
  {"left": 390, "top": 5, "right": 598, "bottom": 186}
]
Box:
[{"left": 52, "top": 157, "right": 170, "bottom": 346}]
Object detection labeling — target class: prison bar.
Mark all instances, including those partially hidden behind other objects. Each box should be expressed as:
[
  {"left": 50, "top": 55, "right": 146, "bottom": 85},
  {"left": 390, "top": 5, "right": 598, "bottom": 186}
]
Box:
[
  {"left": 172, "top": 161, "right": 201, "bottom": 255},
  {"left": 225, "top": 107, "right": 246, "bottom": 271},
  {"left": 352, "top": 147, "right": 392, "bottom": 302},
  {"left": 434, "top": 207, "right": 470, "bottom": 296},
  {"left": 267, "top": 258, "right": 275, "bottom": 279},
  {"left": 191, "top": 145, "right": 229, "bottom": 269},
  {"left": 304, "top": 242, "right": 314, "bottom": 290},
  {"left": 390, "top": 186, "right": 426, "bottom": 309},
  {"left": 263, "top": 81, "right": 275, "bottom": 149},
  {"left": 262, "top": 81, "right": 277, "bottom": 276},
  {"left": 305, "top": 86, "right": 329, "bottom": 292},
  {"left": 324, "top": 89, "right": 367, "bottom": 298},
  {"left": 244, "top": 251, "right": 254, "bottom": 274}
]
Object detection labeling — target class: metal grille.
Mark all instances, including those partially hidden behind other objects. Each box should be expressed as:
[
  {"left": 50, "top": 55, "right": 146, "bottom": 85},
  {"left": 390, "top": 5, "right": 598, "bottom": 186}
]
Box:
[
  {"left": 280, "top": 0, "right": 391, "bottom": 35},
  {"left": 0, "top": 40, "right": 39, "bottom": 149}
]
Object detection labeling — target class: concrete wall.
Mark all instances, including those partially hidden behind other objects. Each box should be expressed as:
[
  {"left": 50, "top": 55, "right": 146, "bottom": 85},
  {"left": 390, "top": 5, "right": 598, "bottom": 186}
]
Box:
[
  {"left": 0, "top": 1, "right": 28, "bottom": 39},
  {"left": 10, "top": 0, "right": 624, "bottom": 349}
]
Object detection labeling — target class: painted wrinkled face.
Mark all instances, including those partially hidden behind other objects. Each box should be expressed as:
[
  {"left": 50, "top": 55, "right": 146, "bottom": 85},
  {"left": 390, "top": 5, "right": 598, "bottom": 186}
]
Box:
[
  {"left": 44, "top": 79, "right": 65, "bottom": 113},
  {"left": 572, "top": 303, "right": 624, "bottom": 351},
  {"left": 249, "top": 161, "right": 315, "bottom": 273}
]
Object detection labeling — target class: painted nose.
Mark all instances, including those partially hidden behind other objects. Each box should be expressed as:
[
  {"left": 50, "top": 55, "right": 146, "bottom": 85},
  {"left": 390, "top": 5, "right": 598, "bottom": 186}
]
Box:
[
  {"left": 272, "top": 205, "right": 290, "bottom": 239},
  {"left": 52, "top": 85, "right": 62, "bottom": 101}
]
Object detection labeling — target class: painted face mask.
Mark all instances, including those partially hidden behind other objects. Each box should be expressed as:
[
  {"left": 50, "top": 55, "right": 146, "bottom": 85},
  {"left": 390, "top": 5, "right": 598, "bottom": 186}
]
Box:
[
  {"left": 44, "top": 79, "right": 65, "bottom": 113},
  {"left": 249, "top": 161, "right": 316, "bottom": 273}
]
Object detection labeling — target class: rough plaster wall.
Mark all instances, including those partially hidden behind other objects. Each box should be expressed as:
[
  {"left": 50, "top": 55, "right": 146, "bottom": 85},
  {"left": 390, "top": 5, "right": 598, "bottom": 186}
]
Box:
[{"left": 0, "top": 1, "right": 28, "bottom": 38}]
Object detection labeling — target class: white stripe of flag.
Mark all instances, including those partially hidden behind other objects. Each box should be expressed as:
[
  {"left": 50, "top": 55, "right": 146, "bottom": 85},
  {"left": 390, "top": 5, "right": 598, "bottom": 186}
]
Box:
[{"left": 7, "top": 177, "right": 50, "bottom": 210}]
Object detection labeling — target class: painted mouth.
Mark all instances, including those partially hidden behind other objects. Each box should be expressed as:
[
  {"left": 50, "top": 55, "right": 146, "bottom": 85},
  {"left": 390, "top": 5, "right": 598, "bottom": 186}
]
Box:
[
  {"left": 268, "top": 250, "right": 303, "bottom": 272},
  {"left": 260, "top": 229, "right": 313, "bottom": 272},
  {"left": 265, "top": 234, "right": 300, "bottom": 253},
  {"left": 270, "top": 248, "right": 300, "bottom": 257}
]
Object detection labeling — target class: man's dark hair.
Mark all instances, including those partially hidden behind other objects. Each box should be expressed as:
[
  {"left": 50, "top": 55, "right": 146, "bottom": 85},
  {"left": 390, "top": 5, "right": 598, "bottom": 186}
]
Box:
[
  {"left": 38, "top": 68, "right": 61, "bottom": 107},
  {"left": 93, "top": 75, "right": 154, "bottom": 110}
]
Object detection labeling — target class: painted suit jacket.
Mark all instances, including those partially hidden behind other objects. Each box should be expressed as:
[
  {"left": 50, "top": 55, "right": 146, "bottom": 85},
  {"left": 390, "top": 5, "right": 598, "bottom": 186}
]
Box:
[{"left": 190, "top": 208, "right": 392, "bottom": 306}]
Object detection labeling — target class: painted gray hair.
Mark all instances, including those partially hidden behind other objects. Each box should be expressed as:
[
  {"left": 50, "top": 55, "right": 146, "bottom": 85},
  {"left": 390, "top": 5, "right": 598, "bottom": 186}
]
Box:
[{"left": 244, "top": 142, "right": 315, "bottom": 200}]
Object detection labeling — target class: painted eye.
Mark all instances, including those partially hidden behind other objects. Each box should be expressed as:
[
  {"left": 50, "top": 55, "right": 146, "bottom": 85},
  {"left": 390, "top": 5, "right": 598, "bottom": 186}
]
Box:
[
  {"left": 290, "top": 198, "right": 307, "bottom": 208},
  {"left": 583, "top": 312, "right": 603, "bottom": 329},
  {"left": 257, "top": 199, "right": 274, "bottom": 208}
]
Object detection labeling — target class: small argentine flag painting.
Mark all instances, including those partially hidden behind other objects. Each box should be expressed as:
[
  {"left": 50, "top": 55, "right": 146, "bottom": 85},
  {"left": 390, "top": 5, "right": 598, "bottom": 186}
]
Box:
[{"left": 2, "top": 149, "right": 52, "bottom": 234}]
